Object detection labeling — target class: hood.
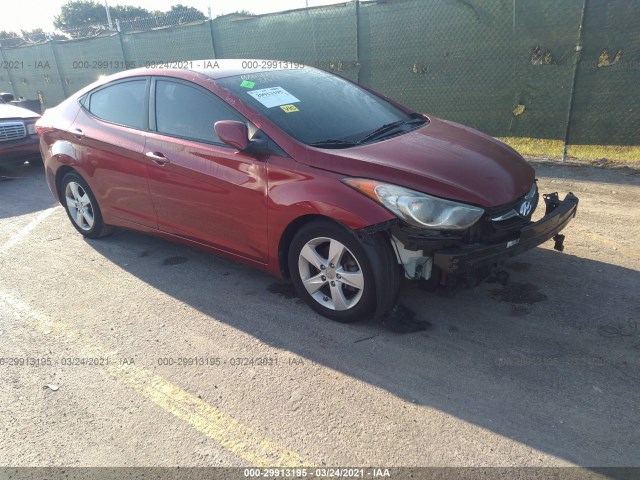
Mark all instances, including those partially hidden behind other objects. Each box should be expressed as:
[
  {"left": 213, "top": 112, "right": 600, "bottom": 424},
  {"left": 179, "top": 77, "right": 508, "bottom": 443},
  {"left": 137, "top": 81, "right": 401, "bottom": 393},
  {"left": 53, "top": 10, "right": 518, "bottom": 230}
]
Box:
[
  {"left": 0, "top": 104, "right": 40, "bottom": 121},
  {"left": 300, "top": 117, "right": 535, "bottom": 208}
]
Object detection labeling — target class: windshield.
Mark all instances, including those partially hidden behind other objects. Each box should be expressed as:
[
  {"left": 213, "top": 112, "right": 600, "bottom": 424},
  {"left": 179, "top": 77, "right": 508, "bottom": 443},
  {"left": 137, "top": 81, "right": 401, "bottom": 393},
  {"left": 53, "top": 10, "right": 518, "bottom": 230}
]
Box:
[{"left": 217, "top": 68, "right": 425, "bottom": 146}]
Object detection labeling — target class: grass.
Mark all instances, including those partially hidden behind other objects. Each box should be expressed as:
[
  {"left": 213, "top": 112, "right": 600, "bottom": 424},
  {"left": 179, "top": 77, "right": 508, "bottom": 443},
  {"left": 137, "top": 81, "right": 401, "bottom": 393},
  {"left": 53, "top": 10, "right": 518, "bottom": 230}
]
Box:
[{"left": 497, "top": 137, "right": 640, "bottom": 165}]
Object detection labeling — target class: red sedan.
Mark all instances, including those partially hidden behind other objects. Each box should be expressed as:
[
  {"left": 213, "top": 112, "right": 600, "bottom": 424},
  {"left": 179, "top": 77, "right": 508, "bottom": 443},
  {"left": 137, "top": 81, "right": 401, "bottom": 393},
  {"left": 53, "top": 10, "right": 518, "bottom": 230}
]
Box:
[{"left": 36, "top": 60, "right": 578, "bottom": 323}]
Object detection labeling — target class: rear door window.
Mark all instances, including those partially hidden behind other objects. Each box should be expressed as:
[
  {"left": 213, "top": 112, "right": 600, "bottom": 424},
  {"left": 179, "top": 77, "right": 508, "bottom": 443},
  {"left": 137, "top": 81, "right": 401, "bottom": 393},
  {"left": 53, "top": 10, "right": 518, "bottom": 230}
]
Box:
[{"left": 88, "top": 80, "right": 146, "bottom": 129}]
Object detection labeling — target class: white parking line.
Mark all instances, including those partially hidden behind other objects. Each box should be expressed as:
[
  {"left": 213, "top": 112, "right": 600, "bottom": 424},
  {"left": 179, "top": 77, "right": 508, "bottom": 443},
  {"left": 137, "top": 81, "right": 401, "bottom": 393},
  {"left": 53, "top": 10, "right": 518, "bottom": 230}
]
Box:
[{"left": 0, "top": 206, "right": 61, "bottom": 256}]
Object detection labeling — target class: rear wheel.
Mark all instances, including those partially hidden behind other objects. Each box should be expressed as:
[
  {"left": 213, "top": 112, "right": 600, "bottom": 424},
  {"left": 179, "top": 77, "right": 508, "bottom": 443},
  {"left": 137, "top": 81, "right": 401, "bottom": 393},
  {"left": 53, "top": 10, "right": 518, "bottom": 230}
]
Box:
[
  {"left": 61, "top": 171, "right": 113, "bottom": 238},
  {"left": 288, "top": 219, "right": 397, "bottom": 323}
]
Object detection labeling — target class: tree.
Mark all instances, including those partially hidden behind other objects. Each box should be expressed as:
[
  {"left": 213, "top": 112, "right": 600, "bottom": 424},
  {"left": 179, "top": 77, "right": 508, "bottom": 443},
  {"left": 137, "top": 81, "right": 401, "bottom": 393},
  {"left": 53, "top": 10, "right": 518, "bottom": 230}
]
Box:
[
  {"left": 215, "top": 11, "right": 254, "bottom": 19},
  {"left": 113, "top": 5, "right": 152, "bottom": 19},
  {"left": 21, "top": 28, "right": 67, "bottom": 42},
  {"left": 0, "top": 29, "right": 66, "bottom": 44},
  {"left": 167, "top": 4, "right": 206, "bottom": 22},
  {"left": 53, "top": 1, "right": 111, "bottom": 30},
  {"left": 54, "top": 1, "right": 153, "bottom": 32},
  {"left": 53, "top": 1, "right": 208, "bottom": 35}
]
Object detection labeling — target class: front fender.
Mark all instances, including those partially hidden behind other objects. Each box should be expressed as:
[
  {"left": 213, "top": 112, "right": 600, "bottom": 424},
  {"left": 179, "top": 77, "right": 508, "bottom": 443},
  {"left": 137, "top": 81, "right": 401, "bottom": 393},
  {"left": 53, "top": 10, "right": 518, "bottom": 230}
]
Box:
[{"left": 265, "top": 158, "right": 395, "bottom": 276}]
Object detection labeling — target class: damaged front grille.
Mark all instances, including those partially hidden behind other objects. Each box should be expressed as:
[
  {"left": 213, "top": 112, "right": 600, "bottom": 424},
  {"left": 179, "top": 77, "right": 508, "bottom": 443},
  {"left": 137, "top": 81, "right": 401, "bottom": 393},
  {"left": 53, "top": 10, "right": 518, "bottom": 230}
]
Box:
[
  {"left": 476, "top": 183, "right": 539, "bottom": 242},
  {"left": 485, "top": 183, "right": 538, "bottom": 229},
  {"left": 370, "top": 182, "right": 542, "bottom": 253}
]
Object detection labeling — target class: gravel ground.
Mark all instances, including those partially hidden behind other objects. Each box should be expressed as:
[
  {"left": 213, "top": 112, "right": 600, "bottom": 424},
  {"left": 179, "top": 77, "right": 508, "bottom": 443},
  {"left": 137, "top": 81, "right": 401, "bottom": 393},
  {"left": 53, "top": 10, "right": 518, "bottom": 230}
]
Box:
[{"left": 0, "top": 160, "right": 638, "bottom": 468}]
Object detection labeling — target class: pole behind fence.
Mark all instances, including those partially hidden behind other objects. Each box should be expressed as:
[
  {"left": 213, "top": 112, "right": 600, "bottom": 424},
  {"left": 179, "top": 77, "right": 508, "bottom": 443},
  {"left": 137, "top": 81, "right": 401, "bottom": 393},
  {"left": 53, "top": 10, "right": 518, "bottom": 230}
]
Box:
[
  {"left": 48, "top": 40, "right": 69, "bottom": 100},
  {"left": 0, "top": 44, "right": 18, "bottom": 97},
  {"left": 209, "top": 19, "right": 218, "bottom": 59},
  {"left": 118, "top": 31, "right": 129, "bottom": 67},
  {"left": 355, "top": 0, "right": 361, "bottom": 84},
  {"left": 562, "top": 0, "right": 588, "bottom": 162}
]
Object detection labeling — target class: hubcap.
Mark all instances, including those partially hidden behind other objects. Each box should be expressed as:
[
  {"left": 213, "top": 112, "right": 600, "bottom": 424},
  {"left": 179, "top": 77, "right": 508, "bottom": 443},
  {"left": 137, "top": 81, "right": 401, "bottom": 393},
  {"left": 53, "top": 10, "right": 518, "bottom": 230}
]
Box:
[
  {"left": 298, "top": 237, "right": 364, "bottom": 311},
  {"left": 65, "top": 181, "right": 94, "bottom": 231}
]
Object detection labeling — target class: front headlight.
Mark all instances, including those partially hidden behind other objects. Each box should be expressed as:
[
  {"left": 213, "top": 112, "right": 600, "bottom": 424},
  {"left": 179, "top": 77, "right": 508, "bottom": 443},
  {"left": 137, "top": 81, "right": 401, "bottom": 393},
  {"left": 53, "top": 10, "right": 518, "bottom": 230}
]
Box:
[
  {"left": 26, "top": 122, "right": 37, "bottom": 135},
  {"left": 343, "top": 178, "right": 484, "bottom": 230}
]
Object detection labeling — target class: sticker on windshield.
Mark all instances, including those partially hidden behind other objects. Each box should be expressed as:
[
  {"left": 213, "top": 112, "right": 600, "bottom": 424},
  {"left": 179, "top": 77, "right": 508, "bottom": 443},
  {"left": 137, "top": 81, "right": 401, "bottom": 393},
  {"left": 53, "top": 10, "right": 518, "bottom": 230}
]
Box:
[
  {"left": 247, "top": 86, "right": 300, "bottom": 108},
  {"left": 240, "top": 80, "right": 255, "bottom": 89},
  {"left": 280, "top": 104, "right": 299, "bottom": 113}
]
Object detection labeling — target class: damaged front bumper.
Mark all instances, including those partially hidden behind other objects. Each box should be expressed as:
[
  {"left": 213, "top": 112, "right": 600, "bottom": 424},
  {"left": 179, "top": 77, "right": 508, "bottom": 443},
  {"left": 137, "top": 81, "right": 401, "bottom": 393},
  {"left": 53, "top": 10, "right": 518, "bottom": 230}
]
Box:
[{"left": 433, "top": 192, "right": 579, "bottom": 274}]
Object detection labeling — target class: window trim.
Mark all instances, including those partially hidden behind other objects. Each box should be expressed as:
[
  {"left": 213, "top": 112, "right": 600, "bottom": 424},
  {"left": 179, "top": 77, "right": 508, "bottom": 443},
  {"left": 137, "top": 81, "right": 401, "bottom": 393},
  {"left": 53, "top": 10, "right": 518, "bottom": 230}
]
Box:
[
  {"left": 150, "top": 76, "right": 251, "bottom": 148},
  {"left": 81, "top": 77, "right": 151, "bottom": 132}
]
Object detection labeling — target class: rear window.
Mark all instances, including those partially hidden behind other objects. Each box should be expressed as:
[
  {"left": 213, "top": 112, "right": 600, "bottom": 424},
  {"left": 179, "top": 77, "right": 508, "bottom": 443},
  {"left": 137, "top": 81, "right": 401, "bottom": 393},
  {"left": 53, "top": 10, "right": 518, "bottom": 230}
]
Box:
[{"left": 217, "top": 69, "right": 415, "bottom": 145}]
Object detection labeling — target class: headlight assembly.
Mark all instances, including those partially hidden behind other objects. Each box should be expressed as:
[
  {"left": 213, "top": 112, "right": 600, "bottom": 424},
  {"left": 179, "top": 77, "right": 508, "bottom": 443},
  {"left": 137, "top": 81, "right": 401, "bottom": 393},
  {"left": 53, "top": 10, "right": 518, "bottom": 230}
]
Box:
[{"left": 343, "top": 178, "right": 484, "bottom": 230}]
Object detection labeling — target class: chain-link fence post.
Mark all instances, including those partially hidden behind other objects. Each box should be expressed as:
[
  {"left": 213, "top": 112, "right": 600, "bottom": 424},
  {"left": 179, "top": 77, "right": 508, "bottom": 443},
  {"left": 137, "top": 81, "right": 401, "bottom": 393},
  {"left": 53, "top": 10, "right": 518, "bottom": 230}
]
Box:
[
  {"left": 118, "top": 30, "right": 130, "bottom": 67},
  {"left": 0, "top": 43, "right": 17, "bottom": 95},
  {"left": 208, "top": 20, "right": 217, "bottom": 59},
  {"left": 562, "top": 0, "right": 588, "bottom": 162},
  {"left": 49, "top": 40, "right": 69, "bottom": 99},
  {"left": 355, "top": 0, "right": 361, "bottom": 84}
]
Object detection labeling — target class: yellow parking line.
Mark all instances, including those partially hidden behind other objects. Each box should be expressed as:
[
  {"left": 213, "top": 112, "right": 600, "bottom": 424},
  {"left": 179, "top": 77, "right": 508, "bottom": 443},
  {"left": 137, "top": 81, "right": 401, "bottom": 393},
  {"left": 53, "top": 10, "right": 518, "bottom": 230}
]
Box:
[{"left": 0, "top": 290, "right": 311, "bottom": 467}]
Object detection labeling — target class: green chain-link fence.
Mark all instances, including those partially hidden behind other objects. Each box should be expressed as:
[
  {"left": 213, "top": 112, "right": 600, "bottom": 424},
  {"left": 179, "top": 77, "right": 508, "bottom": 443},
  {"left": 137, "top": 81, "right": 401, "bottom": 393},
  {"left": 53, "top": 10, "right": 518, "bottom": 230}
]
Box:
[{"left": 1, "top": 0, "right": 638, "bottom": 158}]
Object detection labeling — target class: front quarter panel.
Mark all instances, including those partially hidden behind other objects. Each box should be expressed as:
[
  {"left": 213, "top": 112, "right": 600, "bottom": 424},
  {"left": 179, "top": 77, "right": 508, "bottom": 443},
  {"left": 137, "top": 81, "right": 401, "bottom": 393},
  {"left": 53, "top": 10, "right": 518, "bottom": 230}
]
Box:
[{"left": 266, "top": 156, "right": 395, "bottom": 276}]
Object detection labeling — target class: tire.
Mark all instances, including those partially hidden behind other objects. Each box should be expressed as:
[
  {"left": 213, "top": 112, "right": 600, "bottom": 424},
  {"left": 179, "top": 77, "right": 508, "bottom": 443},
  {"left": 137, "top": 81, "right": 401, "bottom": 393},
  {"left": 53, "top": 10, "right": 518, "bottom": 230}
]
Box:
[
  {"left": 288, "top": 219, "right": 399, "bottom": 323},
  {"left": 61, "top": 171, "right": 113, "bottom": 239}
]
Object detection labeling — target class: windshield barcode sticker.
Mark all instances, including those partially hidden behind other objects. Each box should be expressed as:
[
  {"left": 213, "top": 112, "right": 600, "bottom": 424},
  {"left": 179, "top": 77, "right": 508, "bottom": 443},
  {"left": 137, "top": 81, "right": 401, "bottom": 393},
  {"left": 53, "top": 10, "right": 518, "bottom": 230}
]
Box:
[{"left": 247, "top": 87, "right": 300, "bottom": 108}]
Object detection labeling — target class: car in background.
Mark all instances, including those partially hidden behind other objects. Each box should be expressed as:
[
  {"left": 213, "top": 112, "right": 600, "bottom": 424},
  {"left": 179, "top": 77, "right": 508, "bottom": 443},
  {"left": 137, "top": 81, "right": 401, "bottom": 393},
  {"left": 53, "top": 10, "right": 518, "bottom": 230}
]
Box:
[
  {"left": 0, "top": 95, "right": 42, "bottom": 167},
  {"left": 36, "top": 60, "right": 578, "bottom": 323}
]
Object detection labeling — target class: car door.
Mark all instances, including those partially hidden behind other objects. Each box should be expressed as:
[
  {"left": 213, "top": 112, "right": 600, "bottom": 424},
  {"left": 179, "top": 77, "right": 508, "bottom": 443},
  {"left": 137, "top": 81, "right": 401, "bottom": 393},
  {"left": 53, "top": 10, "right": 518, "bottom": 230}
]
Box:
[
  {"left": 72, "top": 77, "right": 157, "bottom": 228},
  {"left": 144, "top": 77, "right": 268, "bottom": 263}
]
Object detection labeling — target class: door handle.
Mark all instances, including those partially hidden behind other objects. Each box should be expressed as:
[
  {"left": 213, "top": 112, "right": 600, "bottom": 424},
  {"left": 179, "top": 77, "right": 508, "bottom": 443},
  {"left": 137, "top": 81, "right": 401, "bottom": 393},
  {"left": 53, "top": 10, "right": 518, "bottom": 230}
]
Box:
[
  {"left": 145, "top": 151, "right": 170, "bottom": 166},
  {"left": 72, "top": 128, "right": 84, "bottom": 139}
]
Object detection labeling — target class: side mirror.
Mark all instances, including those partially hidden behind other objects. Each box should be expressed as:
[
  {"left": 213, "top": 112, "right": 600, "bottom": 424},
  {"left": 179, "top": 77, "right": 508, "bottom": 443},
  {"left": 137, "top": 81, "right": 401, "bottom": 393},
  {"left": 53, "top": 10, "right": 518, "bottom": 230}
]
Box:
[
  {"left": 1, "top": 92, "right": 15, "bottom": 103},
  {"left": 214, "top": 120, "right": 249, "bottom": 151}
]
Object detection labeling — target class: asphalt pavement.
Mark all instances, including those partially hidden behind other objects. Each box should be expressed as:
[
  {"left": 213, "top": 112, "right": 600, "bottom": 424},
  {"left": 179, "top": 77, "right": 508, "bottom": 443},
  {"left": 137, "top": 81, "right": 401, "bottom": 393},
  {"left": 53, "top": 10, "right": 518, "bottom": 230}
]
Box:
[{"left": 0, "top": 160, "right": 639, "bottom": 469}]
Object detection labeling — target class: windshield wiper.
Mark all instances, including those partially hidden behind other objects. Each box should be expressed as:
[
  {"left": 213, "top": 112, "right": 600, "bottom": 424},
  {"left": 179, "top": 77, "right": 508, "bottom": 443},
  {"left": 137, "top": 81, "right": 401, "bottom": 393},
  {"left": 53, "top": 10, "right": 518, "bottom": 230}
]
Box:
[
  {"left": 357, "top": 117, "right": 426, "bottom": 144},
  {"left": 308, "top": 139, "right": 359, "bottom": 149},
  {"left": 309, "top": 116, "right": 427, "bottom": 149}
]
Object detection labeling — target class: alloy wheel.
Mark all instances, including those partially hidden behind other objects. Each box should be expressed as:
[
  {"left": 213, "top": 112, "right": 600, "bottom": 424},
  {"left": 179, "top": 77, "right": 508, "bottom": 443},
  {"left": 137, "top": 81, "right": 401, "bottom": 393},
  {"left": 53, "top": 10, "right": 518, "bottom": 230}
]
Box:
[
  {"left": 65, "top": 181, "right": 95, "bottom": 231},
  {"left": 297, "top": 237, "right": 365, "bottom": 311}
]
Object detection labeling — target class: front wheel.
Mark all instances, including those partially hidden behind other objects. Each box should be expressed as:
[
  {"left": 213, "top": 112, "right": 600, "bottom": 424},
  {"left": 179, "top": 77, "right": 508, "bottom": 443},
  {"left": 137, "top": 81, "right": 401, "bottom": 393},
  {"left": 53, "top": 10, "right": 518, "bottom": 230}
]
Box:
[
  {"left": 61, "top": 171, "right": 113, "bottom": 238},
  {"left": 288, "top": 219, "right": 398, "bottom": 323}
]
